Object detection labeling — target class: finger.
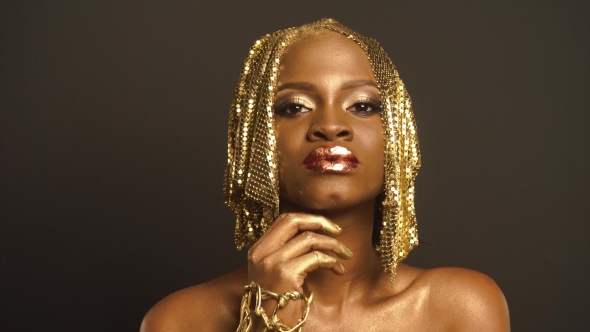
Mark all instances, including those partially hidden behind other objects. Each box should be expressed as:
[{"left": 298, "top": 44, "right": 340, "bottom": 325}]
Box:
[
  {"left": 256, "top": 213, "right": 341, "bottom": 250},
  {"left": 290, "top": 251, "right": 347, "bottom": 276},
  {"left": 270, "top": 231, "right": 353, "bottom": 262}
]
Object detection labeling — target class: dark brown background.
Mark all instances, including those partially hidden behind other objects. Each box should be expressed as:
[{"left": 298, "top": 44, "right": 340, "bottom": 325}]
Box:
[{"left": 1, "top": 1, "right": 588, "bottom": 331}]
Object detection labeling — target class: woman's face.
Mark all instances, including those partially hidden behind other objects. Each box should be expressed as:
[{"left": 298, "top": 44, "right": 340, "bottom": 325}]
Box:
[{"left": 274, "top": 33, "right": 384, "bottom": 213}]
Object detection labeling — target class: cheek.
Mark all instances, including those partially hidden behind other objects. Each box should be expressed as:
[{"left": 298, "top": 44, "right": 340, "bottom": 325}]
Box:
[
  {"left": 361, "top": 122, "right": 385, "bottom": 158},
  {"left": 274, "top": 121, "right": 303, "bottom": 191},
  {"left": 367, "top": 148, "right": 385, "bottom": 190},
  {"left": 362, "top": 122, "right": 386, "bottom": 185}
]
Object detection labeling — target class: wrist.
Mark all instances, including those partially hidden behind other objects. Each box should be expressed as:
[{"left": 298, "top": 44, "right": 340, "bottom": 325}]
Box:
[{"left": 236, "top": 282, "right": 313, "bottom": 332}]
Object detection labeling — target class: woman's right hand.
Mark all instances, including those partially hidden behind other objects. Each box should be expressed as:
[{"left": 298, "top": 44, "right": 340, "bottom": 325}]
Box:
[{"left": 247, "top": 213, "right": 353, "bottom": 323}]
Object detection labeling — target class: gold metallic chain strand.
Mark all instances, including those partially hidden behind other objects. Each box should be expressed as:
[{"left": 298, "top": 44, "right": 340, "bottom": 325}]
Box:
[
  {"left": 223, "top": 18, "right": 421, "bottom": 284},
  {"left": 236, "top": 282, "right": 313, "bottom": 332}
]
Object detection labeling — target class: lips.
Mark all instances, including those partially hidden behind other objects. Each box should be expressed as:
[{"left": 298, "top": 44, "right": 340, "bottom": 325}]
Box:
[{"left": 303, "top": 146, "right": 360, "bottom": 172}]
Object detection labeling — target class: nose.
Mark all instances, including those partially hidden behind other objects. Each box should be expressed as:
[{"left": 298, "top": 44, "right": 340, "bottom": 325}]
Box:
[{"left": 306, "top": 105, "right": 353, "bottom": 142}]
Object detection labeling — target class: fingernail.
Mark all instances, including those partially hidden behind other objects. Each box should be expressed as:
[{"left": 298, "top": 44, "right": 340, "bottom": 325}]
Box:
[
  {"left": 342, "top": 265, "right": 347, "bottom": 274},
  {"left": 333, "top": 223, "right": 342, "bottom": 232},
  {"left": 344, "top": 247, "right": 353, "bottom": 258}
]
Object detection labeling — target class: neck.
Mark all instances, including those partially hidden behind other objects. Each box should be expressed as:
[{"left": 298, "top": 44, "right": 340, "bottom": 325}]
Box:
[{"left": 280, "top": 199, "right": 386, "bottom": 306}]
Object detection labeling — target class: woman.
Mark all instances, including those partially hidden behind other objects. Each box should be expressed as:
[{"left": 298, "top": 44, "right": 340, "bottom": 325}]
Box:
[{"left": 141, "top": 19, "right": 509, "bottom": 331}]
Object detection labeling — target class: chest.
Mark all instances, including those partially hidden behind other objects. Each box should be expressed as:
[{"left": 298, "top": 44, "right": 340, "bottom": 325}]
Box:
[{"left": 300, "top": 295, "right": 448, "bottom": 332}]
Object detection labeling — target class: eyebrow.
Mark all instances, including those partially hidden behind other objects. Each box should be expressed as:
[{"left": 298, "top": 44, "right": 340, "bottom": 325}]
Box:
[
  {"left": 276, "top": 80, "right": 379, "bottom": 92},
  {"left": 341, "top": 80, "right": 379, "bottom": 90},
  {"left": 276, "top": 82, "right": 315, "bottom": 92}
]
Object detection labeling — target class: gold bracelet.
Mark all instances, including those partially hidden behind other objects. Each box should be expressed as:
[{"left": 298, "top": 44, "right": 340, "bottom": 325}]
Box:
[{"left": 236, "top": 282, "right": 313, "bottom": 332}]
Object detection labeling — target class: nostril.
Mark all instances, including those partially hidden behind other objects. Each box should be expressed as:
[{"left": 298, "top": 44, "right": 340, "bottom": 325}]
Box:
[
  {"left": 312, "top": 131, "right": 329, "bottom": 140},
  {"left": 307, "top": 116, "right": 354, "bottom": 142},
  {"left": 336, "top": 130, "right": 351, "bottom": 138},
  {"left": 309, "top": 128, "right": 352, "bottom": 141}
]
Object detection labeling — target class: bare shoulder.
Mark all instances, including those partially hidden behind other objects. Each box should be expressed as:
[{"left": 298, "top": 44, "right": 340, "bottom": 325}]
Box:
[
  {"left": 420, "top": 267, "right": 510, "bottom": 331},
  {"left": 140, "top": 266, "right": 248, "bottom": 332}
]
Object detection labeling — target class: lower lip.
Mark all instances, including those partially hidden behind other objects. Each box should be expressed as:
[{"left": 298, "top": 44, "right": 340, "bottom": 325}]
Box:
[{"left": 303, "top": 146, "right": 359, "bottom": 173}]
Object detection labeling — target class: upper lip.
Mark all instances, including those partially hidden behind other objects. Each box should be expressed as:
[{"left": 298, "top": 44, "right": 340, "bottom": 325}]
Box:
[{"left": 303, "top": 145, "right": 360, "bottom": 170}]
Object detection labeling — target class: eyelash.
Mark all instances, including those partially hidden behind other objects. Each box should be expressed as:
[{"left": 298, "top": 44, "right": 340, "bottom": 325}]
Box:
[
  {"left": 273, "top": 98, "right": 311, "bottom": 118},
  {"left": 348, "top": 97, "right": 382, "bottom": 116},
  {"left": 273, "top": 97, "right": 382, "bottom": 118}
]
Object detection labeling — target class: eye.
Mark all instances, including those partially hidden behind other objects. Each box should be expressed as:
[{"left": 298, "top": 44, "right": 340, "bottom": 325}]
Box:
[
  {"left": 347, "top": 98, "right": 382, "bottom": 116},
  {"left": 273, "top": 98, "right": 312, "bottom": 117}
]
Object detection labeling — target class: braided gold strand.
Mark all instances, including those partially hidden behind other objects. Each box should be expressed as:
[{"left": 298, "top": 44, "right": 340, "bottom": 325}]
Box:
[{"left": 236, "top": 282, "right": 313, "bottom": 332}]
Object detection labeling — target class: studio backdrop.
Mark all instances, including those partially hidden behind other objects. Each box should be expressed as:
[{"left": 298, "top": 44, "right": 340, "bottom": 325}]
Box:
[{"left": 1, "top": 1, "right": 588, "bottom": 331}]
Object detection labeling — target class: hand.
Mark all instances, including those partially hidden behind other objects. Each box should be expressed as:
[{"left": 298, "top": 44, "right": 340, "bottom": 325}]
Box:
[
  {"left": 247, "top": 212, "right": 353, "bottom": 295},
  {"left": 247, "top": 213, "right": 353, "bottom": 328}
]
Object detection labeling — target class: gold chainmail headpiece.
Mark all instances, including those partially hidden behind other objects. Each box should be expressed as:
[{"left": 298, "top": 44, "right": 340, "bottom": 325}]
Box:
[{"left": 224, "top": 18, "right": 421, "bottom": 282}]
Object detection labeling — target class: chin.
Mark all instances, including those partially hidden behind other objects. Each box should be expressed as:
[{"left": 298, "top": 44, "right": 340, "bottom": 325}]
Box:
[
  {"left": 280, "top": 186, "right": 378, "bottom": 214},
  {"left": 278, "top": 168, "right": 383, "bottom": 214}
]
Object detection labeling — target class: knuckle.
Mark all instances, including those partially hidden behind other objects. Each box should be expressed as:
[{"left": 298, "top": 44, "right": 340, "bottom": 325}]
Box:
[
  {"left": 276, "top": 213, "right": 299, "bottom": 227},
  {"left": 302, "top": 231, "right": 315, "bottom": 241},
  {"left": 279, "top": 212, "right": 295, "bottom": 221},
  {"left": 286, "top": 213, "right": 300, "bottom": 225},
  {"left": 312, "top": 250, "right": 322, "bottom": 261},
  {"left": 247, "top": 249, "right": 260, "bottom": 264},
  {"left": 259, "top": 256, "right": 274, "bottom": 271}
]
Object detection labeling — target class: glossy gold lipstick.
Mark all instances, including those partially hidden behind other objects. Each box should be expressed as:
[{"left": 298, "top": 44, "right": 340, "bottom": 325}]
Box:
[{"left": 303, "top": 146, "right": 359, "bottom": 172}]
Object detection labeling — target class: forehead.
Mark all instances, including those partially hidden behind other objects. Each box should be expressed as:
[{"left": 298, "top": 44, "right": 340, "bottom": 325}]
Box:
[{"left": 277, "top": 33, "right": 376, "bottom": 84}]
